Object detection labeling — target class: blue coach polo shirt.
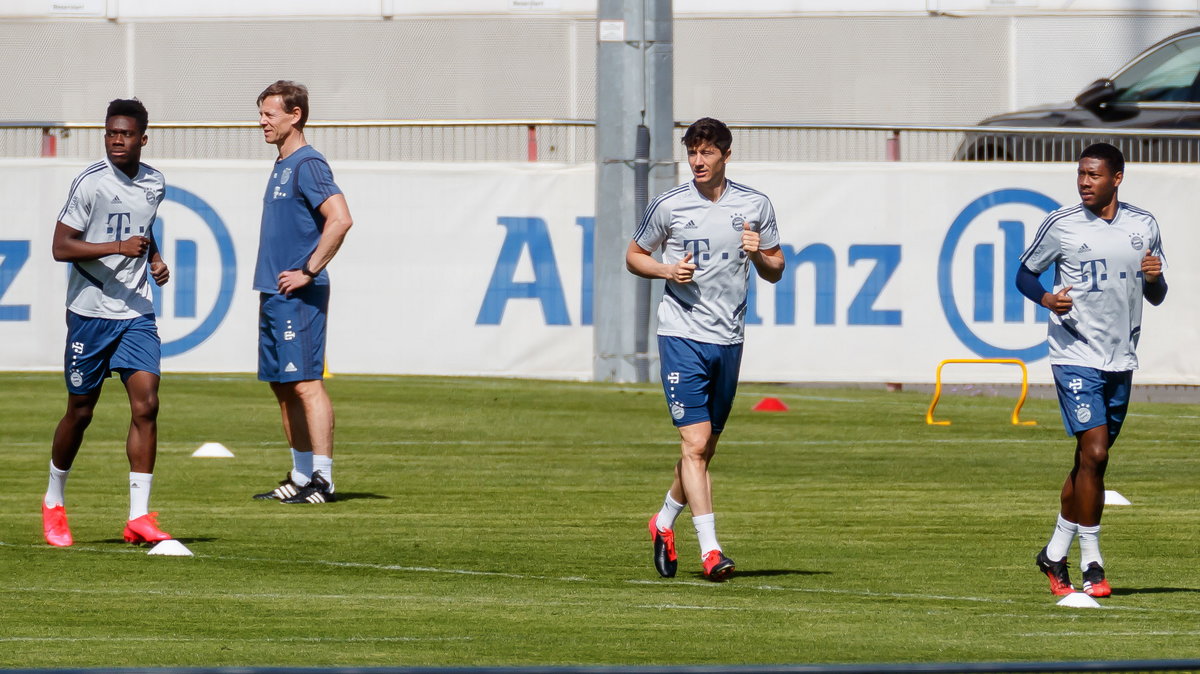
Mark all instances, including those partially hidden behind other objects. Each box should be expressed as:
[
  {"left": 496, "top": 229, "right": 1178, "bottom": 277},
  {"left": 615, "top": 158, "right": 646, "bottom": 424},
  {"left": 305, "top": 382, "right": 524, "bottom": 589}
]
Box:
[{"left": 253, "top": 144, "right": 342, "bottom": 293}]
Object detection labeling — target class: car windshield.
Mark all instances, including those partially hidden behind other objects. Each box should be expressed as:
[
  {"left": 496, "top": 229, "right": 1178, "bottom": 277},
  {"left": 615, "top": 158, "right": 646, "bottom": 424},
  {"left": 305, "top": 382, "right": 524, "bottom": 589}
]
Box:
[{"left": 1113, "top": 35, "right": 1200, "bottom": 103}]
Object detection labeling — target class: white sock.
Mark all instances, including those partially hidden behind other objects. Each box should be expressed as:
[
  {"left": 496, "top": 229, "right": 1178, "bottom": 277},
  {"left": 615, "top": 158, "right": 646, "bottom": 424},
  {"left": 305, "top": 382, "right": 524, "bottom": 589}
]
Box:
[
  {"left": 693, "top": 513, "right": 720, "bottom": 557},
  {"left": 44, "top": 460, "right": 70, "bottom": 508},
  {"left": 313, "top": 454, "right": 333, "bottom": 492},
  {"left": 290, "top": 448, "right": 312, "bottom": 487},
  {"left": 655, "top": 491, "right": 685, "bottom": 532},
  {"left": 129, "top": 472, "right": 154, "bottom": 520},
  {"left": 1078, "top": 523, "right": 1104, "bottom": 570},
  {"left": 1046, "top": 514, "right": 1078, "bottom": 561}
]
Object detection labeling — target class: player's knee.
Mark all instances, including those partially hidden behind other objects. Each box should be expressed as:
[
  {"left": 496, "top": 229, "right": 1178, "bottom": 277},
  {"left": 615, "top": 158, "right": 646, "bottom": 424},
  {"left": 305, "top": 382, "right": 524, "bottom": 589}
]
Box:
[
  {"left": 680, "top": 438, "right": 710, "bottom": 461},
  {"left": 1078, "top": 443, "right": 1109, "bottom": 471},
  {"left": 130, "top": 395, "right": 160, "bottom": 423},
  {"left": 65, "top": 406, "right": 94, "bottom": 430}
]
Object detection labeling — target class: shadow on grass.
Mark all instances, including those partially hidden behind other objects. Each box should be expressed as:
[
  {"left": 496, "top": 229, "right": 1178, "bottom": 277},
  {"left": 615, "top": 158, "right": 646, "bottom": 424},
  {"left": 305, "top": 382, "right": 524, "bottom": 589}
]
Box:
[
  {"left": 734, "top": 569, "right": 831, "bottom": 578},
  {"left": 97, "top": 536, "right": 219, "bottom": 545},
  {"left": 328, "top": 492, "right": 389, "bottom": 501},
  {"left": 691, "top": 569, "right": 830, "bottom": 580},
  {"left": 1111, "top": 586, "right": 1200, "bottom": 596}
]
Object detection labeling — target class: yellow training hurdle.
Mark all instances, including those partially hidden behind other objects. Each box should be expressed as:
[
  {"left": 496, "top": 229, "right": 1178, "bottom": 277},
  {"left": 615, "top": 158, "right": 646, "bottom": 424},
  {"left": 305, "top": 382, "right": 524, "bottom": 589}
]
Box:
[{"left": 925, "top": 358, "right": 1037, "bottom": 426}]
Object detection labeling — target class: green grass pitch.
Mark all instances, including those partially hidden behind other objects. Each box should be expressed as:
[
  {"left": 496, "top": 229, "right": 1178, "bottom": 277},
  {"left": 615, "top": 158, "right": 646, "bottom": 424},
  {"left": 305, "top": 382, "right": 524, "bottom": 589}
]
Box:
[{"left": 2, "top": 372, "right": 1199, "bottom": 667}]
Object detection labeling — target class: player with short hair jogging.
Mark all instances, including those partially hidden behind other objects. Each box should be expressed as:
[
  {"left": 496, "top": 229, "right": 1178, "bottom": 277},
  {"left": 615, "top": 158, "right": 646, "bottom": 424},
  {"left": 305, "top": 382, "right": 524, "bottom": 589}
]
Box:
[
  {"left": 627, "top": 117, "right": 786, "bottom": 581},
  {"left": 42, "top": 98, "right": 176, "bottom": 548},
  {"left": 1016, "top": 142, "right": 1167, "bottom": 598}
]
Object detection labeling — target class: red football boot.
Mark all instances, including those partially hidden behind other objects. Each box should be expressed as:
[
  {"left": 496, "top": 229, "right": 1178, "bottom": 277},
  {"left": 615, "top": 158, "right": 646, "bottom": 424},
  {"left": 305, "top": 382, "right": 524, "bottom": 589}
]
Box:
[
  {"left": 123, "top": 512, "right": 172, "bottom": 544},
  {"left": 1082, "top": 562, "right": 1112, "bottom": 598},
  {"left": 42, "top": 503, "right": 73, "bottom": 547},
  {"left": 702, "top": 549, "right": 736, "bottom": 582},
  {"left": 648, "top": 514, "right": 678, "bottom": 578},
  {"left": 1035, "top": 546, "right": 1075, "bottom": 596}
]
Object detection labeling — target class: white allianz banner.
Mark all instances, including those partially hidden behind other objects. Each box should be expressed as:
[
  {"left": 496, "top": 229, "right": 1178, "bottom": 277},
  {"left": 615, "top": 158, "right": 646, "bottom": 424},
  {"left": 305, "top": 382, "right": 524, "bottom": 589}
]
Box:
[{"left": 1, "top": 159, "right": 1196, "bottom": 384}]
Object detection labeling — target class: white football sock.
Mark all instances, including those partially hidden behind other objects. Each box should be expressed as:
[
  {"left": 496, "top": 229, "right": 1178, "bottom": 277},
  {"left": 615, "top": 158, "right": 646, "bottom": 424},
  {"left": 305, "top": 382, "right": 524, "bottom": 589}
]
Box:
[
  {"left": 290, "top": 448, "right": 312, "bottom": 487},
  {"left": 1046, "top": 514, "right": 1078, "bottom": 561},
  {"left": 44, "top": 460, "right": 70, "bottom": 508},
  {"left": 693, "top": 513, "right": 720, "bottom": 557},
  {"left": 129, "top": 472, "right": 154, "bottom": 520},
  {"left": 655, "top": 491, "right": 685, "bottom": 532},
  {"left": 1078, "top": 523, "right": 1103, "bottom": 570},
  {"left": 313, "top": 454, "right": 333, "bottom": 492}
]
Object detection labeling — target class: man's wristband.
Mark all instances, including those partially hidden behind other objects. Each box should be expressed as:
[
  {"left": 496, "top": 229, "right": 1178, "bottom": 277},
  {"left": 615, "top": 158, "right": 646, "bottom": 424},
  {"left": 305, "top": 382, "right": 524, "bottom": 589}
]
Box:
[{"left": 301, "top": 264, "right": 317, "bottom": 278}]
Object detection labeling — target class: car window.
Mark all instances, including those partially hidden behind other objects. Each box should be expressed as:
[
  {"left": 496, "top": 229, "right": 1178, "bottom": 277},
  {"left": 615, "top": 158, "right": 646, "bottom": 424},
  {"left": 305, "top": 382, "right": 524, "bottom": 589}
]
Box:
[{"left": 1113, "top": 35, "right": 1200, "bottom": 103}]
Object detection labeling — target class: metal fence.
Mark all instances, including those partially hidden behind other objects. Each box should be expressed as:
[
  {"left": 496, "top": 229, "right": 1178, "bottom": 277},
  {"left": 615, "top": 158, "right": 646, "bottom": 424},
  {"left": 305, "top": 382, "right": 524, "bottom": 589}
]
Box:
[{"left": 6, "top": 120, "right": 1200, "bottom": 163}]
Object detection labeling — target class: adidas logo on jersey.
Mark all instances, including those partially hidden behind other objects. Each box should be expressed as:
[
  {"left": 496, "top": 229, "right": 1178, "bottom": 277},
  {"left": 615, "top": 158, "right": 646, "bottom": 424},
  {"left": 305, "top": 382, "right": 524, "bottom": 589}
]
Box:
[
  {"left": 1077, "top": 243, "right": 1092, "bottom": 254},
  {"left": 284, "top": 362, "right": 298, "bottom": 373},
  {"left": 684, "top": 220, "right": 698, "bottom": 229},
  {"left": 111, "top": 195, "right": 122, "bottom": 204}
]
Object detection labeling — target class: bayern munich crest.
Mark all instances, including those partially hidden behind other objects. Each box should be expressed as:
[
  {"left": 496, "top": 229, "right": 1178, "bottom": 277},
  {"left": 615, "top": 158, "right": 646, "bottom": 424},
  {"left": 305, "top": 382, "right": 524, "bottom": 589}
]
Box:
[
  {"left": 1129, "top": 234, "right": 1144, "bottom": 251},
  {"left": 1075, "top": 404, "right": 1092, "bottom": 423},
  {"left": 69, "top": 370, "right": 83, "bottom": 388},
  {"left": 670, "top": 401, "right": 685, "bottom": 420},
  {"left": 280, "top": 167, "right": 292, "bottom": 185},
  {"left": 730, "top": 214, "right": 745, "bottom": 232}
]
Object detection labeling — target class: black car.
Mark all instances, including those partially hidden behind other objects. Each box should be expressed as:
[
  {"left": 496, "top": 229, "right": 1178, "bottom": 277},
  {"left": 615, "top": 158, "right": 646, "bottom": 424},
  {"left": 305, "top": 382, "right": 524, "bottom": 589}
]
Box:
[{"left": 956, "top": 27, "right": 1200, "bottom": 162}]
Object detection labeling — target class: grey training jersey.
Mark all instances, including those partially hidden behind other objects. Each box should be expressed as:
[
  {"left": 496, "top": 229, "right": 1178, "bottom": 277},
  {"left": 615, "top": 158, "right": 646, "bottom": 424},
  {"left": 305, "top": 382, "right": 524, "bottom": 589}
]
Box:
[
  {"left": 634, "top": 179, "right": 780, "bottom": 345},
  {"left": 58, "top": 158, "right": 166, "bottom": 319},
  {"left": 1020, "top": 201, "right": 1166, "bottom": 371}
]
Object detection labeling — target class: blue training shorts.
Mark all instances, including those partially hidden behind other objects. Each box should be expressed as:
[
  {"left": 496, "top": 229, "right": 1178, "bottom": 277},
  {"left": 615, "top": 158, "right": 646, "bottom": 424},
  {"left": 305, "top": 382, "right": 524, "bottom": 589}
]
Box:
[
  {"left": 64, "top": 311, "right": 161, "bottom": 395},
  {"left": 258, "top": 284, "right": 329, "bottom": 383},
  {"left": 1051, "top": 364, "right": 1133, "bottom": 442},
  {"left": 658, "top": 335, "right": 744, "bottom": 433}
]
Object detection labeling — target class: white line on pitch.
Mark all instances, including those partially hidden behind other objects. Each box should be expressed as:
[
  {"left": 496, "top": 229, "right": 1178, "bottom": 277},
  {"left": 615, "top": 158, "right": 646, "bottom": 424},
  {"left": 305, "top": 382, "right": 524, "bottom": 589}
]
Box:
[
  {"left": 0, "top": 636, "right": 472, "bottom": 644},
  {"left": 8, "top": 541, "right": 1200, "bottom": 617}
]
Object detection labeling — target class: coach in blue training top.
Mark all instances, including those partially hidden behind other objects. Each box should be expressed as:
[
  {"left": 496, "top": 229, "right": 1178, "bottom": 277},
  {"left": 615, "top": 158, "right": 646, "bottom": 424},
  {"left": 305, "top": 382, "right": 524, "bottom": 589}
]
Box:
[
  {"left": 250, "top": 80, "right": 353, "bottom": 505},
  {"left": 627, "top": 117, "right": 786, "bottom": 582},
  {"left": 1017, "top": 142, "right": 1167, "bottom": 599}
]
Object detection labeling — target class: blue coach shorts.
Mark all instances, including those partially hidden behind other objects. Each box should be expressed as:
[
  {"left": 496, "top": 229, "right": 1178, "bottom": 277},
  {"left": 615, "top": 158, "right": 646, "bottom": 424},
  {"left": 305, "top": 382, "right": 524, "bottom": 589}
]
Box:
[
  {"left": 64, "top": 311, "right": 161, "bottom": 395},
  {"left": 658, "top": 335, "right": 744, "bottom": 433},
  {"left": 258, "top": 285, "right": 329, "bottom": 383},
  {"left": 1051, "top": 364, "right": 1133, "bottom": 442}
]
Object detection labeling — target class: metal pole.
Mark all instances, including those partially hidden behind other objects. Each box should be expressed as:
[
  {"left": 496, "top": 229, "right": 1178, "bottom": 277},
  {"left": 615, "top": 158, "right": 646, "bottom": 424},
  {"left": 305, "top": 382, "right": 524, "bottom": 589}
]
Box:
[
  {"left": 633, "top": 124, "right": 651, "bottom": 381},
  {"left": 594, "top": 0, "right": 673, "bottom": 383}
]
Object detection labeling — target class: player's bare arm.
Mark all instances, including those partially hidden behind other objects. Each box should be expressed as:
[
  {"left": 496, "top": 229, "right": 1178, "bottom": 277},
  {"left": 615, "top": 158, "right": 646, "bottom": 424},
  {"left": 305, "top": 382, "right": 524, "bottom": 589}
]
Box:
[
  {"left": 740, "top": 228, "right": 784, "bottom": 283},
  {"left": 625, "top": 240, "right": 696, "bottom": 283},
  {"left": 276, "top": 193, "right": 354, "bottom": 294},
  {"left": 52, "top": 222, "right": 148, "bottom": 261}
]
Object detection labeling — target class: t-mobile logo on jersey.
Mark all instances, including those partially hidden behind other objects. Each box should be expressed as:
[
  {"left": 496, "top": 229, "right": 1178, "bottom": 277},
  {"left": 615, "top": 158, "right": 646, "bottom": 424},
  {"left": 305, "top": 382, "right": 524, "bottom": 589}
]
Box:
[
  {"left": 1080, "top": 259, "right": 1109, "bottom": 293},
  {"left": 682, "top": 238, "right": 710, "bottom": 267},
  {"left": 107, "top": 212, "right": 133, "bottom": 236}
]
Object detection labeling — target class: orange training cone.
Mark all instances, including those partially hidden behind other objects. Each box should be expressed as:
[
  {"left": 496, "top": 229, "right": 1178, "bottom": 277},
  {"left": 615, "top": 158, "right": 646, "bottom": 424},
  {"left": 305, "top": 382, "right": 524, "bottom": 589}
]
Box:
[{"left": 752, "top": 397, "right": 789, "bottom": 412}]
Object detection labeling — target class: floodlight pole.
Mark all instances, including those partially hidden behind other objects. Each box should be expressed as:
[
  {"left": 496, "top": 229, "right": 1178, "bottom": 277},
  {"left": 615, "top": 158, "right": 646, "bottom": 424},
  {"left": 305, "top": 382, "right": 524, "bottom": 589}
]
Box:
[{"left": 594, "top": 0, "right": 674, "bottom": 383}]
